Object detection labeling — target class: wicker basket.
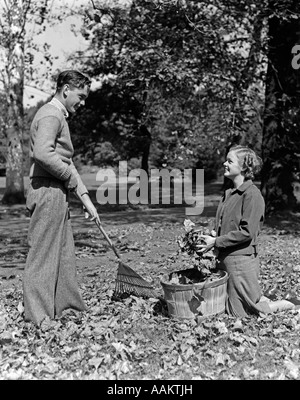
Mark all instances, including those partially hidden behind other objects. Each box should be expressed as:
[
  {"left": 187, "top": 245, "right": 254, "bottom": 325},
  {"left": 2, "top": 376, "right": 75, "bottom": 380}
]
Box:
[{"left": 160, "top": 269, "right": 228, "bottom": 320}]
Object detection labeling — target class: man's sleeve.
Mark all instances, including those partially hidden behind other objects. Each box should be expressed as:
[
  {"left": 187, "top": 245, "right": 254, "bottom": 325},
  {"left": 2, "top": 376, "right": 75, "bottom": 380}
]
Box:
[
  {"left": 33, "top": 115, "right": 72, "bottom": 181},
  {"left": 69, "top": 160, "right": 89, "bottom": 197},
  {"left": 215, "top": 190, "right": 264, "bottom": 250}
]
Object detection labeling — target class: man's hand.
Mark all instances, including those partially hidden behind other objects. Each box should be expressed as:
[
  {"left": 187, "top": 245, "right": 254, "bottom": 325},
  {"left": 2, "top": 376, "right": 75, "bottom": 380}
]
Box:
[
  {"left": 64, "top": 174, "right": 78, "bottom": 191},
  {"left": 80, "top": 193, "right": 101, "bottom": 225}
]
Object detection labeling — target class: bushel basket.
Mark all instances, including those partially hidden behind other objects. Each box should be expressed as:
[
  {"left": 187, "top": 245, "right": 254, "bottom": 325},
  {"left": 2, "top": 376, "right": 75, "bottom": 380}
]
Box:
[{"left": 161, "top": 269, "right": 228, "bottom": 320}]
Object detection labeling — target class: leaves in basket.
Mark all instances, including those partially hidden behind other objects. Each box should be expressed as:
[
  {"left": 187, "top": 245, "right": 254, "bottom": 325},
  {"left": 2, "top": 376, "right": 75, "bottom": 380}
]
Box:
[{"left": 167, "top": 268, "right": 223, "bottom": 284}]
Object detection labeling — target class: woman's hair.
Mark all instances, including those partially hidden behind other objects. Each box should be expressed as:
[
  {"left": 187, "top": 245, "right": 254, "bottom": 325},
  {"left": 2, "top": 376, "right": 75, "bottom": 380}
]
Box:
[
  {"left": 229, "top": 145, "right": 262, "bottom": 180},
  {"left": 56, "top": 70, "right": 91, "bottom": 91}
]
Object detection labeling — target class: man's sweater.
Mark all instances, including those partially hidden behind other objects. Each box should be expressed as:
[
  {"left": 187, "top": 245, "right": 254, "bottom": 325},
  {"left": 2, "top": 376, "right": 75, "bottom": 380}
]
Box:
[{"left": 29, "top": 101, "right": 88, "bottom": 197}]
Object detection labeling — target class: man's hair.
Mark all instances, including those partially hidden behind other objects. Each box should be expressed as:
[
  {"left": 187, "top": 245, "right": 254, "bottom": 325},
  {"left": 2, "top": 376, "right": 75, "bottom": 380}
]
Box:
[
  {"left": 56, "top": 70, "right": 91, "bottom": 91},
  {"left": 229, "top": 145, "right": 262, "bottom": 180}
]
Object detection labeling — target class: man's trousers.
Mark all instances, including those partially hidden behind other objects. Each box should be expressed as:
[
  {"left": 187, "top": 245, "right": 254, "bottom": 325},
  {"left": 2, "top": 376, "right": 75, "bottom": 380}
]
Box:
[{"left": 23, "top": 177, "right": 86, "bottom": 325}]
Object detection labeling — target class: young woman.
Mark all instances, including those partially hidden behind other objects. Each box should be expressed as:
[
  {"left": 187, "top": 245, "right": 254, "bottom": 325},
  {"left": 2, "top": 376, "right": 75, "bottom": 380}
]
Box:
[{"left": 197, "top": 145, "right": 299, "bottom": 317}]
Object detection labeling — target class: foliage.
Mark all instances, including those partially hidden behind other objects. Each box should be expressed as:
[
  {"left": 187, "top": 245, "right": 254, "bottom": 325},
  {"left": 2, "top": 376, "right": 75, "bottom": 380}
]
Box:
[
  {"left": 177, "top": 219, "right": 216, "bottom": 274},
  {"left": 74, "top": 0, "right": 300, "bottom": 208},
  {"left": 177, "top": 219, "right": 208, "bottom": 255},
  {"left": 260, "top": 1, "right": 300, "bottom": 213},
  {"left": 0, "top": 0, "right": 85, "bottom": 204},
  {"left": 0, "top": 0, "right": 31, "bottom": 203},
  {"left": 0, "top": 0, "right": 55, "bottom": 127},
  {"left": 69, "top": 84, "right": 146, "bottom": 168},
  {"left": 70, "top": 0, "right": 265, "bottom": 176}
]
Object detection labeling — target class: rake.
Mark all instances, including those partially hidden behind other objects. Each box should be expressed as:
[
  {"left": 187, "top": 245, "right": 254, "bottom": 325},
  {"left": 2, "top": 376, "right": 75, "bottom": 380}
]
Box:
[{"left": 93, "top": 219, "right": 158, "bottom": 299}]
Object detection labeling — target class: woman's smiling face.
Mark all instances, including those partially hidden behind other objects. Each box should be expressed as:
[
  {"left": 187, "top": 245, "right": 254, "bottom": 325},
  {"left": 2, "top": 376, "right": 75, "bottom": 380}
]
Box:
[{"left": 223, "top": 151, "right": 243, "bottom": 180}]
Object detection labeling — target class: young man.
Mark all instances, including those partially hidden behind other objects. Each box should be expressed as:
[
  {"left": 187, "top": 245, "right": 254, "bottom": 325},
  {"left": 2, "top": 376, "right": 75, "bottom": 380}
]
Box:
[{"left": 23, "top": 70, "right": 100, "bottom": 325}]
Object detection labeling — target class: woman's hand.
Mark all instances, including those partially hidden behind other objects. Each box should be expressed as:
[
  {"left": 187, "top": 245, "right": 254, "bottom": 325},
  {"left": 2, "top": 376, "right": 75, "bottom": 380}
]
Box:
[{"left": 196, "top": 235, "right": 216, "bottom": 254}]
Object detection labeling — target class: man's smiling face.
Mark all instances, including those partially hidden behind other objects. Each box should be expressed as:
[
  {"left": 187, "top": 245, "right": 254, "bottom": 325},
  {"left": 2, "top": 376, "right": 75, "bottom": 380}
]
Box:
[{"left": 65, "top": 84, "right": 90, "bottom": 114}]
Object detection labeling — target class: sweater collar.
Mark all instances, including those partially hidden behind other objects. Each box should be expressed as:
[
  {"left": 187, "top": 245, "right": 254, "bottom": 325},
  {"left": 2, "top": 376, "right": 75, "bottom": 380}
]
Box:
[{"left": 49, "top": 97, "right": 69, "bottom": 118}]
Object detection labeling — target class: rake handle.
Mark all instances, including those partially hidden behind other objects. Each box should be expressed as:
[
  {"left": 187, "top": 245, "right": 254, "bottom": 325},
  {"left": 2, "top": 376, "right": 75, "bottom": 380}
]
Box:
[
  {"left": 73, "top": 191, "right": 121, "bottom": 260},
  {"left": 94, "top": 219, "right": 121, "bottom": 260}
]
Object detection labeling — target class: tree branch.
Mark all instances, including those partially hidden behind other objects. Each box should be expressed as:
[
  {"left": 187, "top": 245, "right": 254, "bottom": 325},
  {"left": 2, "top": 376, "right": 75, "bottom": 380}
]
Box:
[
  {"left": 17, "top": 0, "right": 32, "bottom": 41},
  {"left": 223, "top": 36, "right": 250, "bottom": 44}
]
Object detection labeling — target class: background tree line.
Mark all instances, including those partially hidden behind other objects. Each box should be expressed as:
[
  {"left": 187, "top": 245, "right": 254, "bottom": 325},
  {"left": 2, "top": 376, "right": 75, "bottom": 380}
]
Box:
[{"left": 0, "top": 0, "right": 300, "bottom": 213}]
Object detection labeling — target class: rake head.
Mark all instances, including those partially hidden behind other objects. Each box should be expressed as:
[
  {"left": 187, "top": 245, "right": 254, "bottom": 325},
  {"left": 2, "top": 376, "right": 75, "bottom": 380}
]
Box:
[{"left": 113, "top": 261, "right": 157, "bottom": 300}]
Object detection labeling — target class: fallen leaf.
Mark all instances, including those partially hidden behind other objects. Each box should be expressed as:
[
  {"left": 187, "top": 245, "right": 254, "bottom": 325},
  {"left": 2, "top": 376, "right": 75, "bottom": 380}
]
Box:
[
  {"left": 284, "top": 359, "right": 299, "bottom": 379},
  {"left": 214, "top": 321, "right": 228, "bottom": 334},
  {"left": 177, "top": 354, "right": 183, "bottom": 365},
  {"left": 88, "top": 357, "right": 104, "bottom": 370},
  {"left": 215, "top": 352, "right": 226, "bottom": 366},
  {"left": 17, "top": 301, "right": 24, "bottom": 315},
  {"left": 0, "top": 331, "right": 13, "bottom": 344},
  {"left": 232, "top": 319, "right": 243, "bottom": 332}
]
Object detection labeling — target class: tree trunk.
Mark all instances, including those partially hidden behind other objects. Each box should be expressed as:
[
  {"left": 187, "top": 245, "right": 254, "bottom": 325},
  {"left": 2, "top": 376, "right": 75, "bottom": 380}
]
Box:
[
  {"left": 2, "top": 76, "right": 26, "bottom": 205},
  {"left": 140, "top": 124, "right": 151, "bottom": 176},
  {"left": 261, "top": 7, "right": 300, "bottom": 214},
  {"left": 1, "top": 4, "right": 26, "bottom": 205},
  {"left": 2, "top": 133, "right": 26, "bottom": 205}
]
